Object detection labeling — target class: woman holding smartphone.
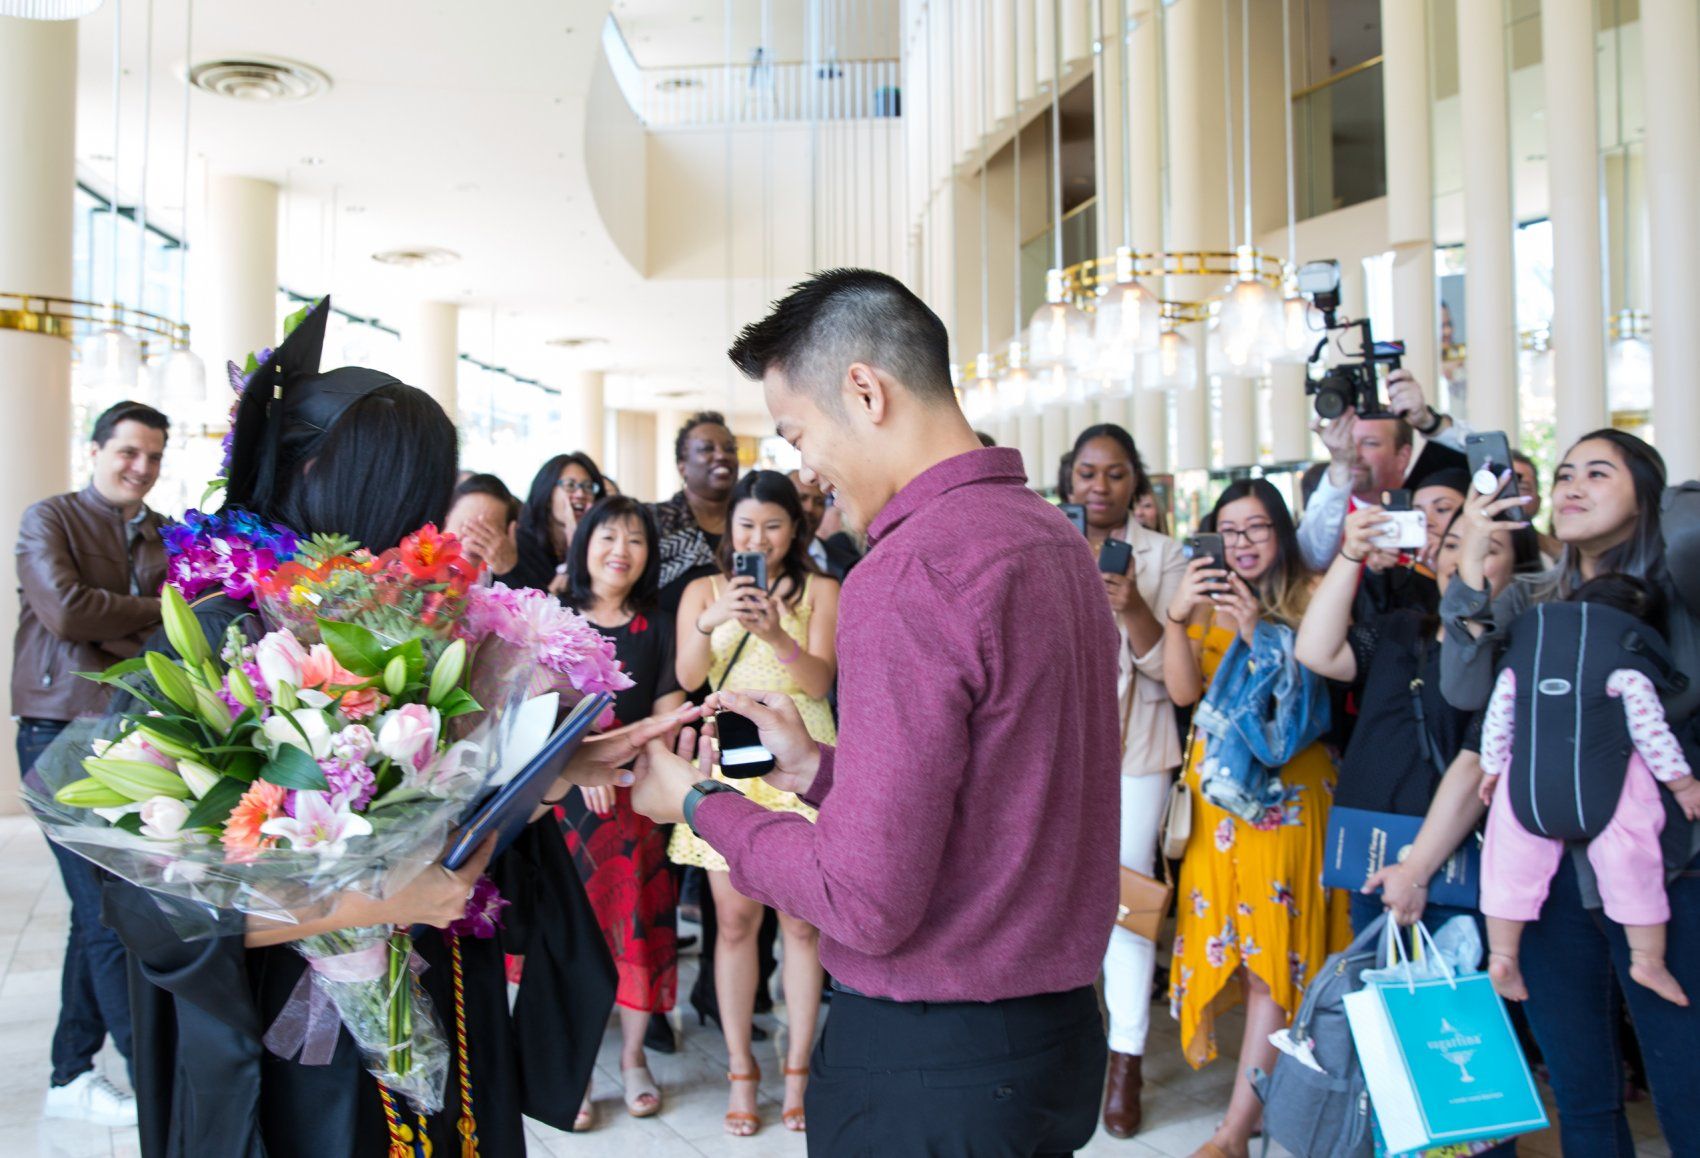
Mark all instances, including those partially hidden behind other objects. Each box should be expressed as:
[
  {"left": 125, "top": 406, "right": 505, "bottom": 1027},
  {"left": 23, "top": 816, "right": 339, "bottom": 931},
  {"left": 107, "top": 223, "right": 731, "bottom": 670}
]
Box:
[
  {"left": 1162, "top": 479, "right": 1345, "bottom": 1158},
  {"left": 558, "top": 497, "right": 687, "bottom": 1129},
  {"left": 1070, "top": 425, "right": 1186, "bottom": 1139},
  {"left": 671, "top": 470, "right": 839, "bottom": 1137}
]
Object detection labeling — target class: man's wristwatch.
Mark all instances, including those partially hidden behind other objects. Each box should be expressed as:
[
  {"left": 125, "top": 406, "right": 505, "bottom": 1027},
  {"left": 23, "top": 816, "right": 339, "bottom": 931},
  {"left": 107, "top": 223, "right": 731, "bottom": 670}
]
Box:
[
  {"left": 1413, "top": 407, "right": 1446, "bottom": 436},
  {"left": 683, "top": 780, "right": 741, "bottom": 832}
]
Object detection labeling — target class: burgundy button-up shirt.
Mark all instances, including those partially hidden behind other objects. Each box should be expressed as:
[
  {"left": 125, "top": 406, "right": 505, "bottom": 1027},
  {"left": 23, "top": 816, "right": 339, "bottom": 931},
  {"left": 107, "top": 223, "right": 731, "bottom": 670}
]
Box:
[{"left": 694, "top": 448, "right": 1122, "bottom": 1002}]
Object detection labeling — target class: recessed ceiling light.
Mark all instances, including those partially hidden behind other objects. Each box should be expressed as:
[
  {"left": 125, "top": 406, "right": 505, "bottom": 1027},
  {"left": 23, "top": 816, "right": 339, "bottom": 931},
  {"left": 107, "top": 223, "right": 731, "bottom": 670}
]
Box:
[
  {"left": 545, "top": 336, "right": 607, "bottom": 350},
  {"left": 657, "top": 77, "right": 703, "bottom": 91},
  {"left": 299, "top": 156, "right": 325, "bottom": 166},
  {"left": 371, "top": 247, "right": 460, "bottom": 268},
  {"left": 89, "top": 153, "right": 113, "bottom": 163},
  {"left": 189, "top": 56, "right": 331, "bottom": 103},
  {"left": 344, "top": 205, "right": 367, "bottom": 214}
]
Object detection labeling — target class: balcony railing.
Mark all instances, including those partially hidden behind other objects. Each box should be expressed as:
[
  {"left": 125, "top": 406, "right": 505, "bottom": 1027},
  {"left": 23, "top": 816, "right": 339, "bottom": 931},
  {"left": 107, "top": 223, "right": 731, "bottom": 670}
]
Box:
[{"left": 604, "top": 16, "right": 900, "bottom": 128}]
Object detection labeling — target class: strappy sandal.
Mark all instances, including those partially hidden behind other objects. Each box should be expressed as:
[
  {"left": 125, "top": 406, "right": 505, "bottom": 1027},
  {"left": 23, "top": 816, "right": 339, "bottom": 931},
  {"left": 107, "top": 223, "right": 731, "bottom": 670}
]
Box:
[
  {"left": 782, "top": 1065, "right": 809, "bottom": 1132},
  {"left": 622, "top": 1064, "right": 661, "bottom": 1118},
  {"left": 725, "top": 1064, "right": 761, "bottom": 1137}
]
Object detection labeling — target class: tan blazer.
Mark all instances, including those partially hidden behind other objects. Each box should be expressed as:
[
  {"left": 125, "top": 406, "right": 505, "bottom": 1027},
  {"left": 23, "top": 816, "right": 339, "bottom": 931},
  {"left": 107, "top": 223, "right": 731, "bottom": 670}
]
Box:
[{"left": 1113, "top": 515, "right": 1186, "bottom": 777}]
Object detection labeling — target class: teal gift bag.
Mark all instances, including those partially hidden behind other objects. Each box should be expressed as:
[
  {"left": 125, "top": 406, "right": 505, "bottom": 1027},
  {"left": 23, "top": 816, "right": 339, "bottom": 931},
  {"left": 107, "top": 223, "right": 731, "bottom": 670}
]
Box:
[{"left": 1344, "top": 923, "right": 1547, "bottom": 1154}]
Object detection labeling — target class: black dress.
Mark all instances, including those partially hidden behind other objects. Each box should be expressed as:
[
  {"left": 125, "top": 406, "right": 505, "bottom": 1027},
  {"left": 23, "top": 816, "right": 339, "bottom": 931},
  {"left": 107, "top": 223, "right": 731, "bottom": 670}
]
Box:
[
  {"left": 100, "top": 596, "right": 616, "bottom": 1157},
  {"left": 556, "top": 611, "right": 681, "bottom": 1012}
]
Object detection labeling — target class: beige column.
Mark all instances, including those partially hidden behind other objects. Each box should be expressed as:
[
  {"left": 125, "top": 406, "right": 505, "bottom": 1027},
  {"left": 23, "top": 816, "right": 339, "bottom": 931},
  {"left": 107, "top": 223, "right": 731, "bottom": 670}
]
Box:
[
  {"left": 1642, "top": 0, "right": 1700, "bottom": 476},
  {"left": 1127, "top": 4, "right": 1163, "bottom": 252},
  {"left": 196, "top": 176, "right": 278, "bottom": 374},
  {"left": 566, "top": 370, "right": 607, "bottom": 467},
  {"left": 1016, "top": 0, "right": 1038, "bottom": 102},
  {"left": 1542, "top": 0, "right": 1608, "bottom": 451},
  {"left": 991, "top": 0, "right": 1015, "bottom": 123},
  {"left": 1381, "top": 0, "right": 1438, "bottom": 394},
  {"left": 1455, "top": 0, "right": 1517, "bottom": 435},
  {"left": 1220, "top": 376, "right": 1257, "bottom": 467},
  {"left": 405, "top": 301, "right": 459, "bottom": 424},
  {"left": 1134, "top": 389, "right": 1169, "bottom": 474},
  {"left": 652, "top": 407, "right": 683, "bottom": 503},
  {"left": 1164, "top": 0, "right": 1226, "bottom": 471},
  {"left": 1018, "top": 409, "right": 1045, "bottom": 488},
  {"left": 1269, "top": 361, "right": 1312, "bottom": 463},
  {"left": 613, "top": 410, "right": 658, "bottom": 504},
  {"left": 0, "top": 15, "right": 77, "bottom": 809}
]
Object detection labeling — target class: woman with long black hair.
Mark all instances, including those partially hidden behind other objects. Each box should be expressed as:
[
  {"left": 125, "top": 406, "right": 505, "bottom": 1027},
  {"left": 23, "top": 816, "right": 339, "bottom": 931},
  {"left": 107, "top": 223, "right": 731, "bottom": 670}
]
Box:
[
  {"left": 501, "top": 452, "right": 607, "bottom": 593},
  {"left": 96, "top": 303, "right": 648, "bottom": 1157}
]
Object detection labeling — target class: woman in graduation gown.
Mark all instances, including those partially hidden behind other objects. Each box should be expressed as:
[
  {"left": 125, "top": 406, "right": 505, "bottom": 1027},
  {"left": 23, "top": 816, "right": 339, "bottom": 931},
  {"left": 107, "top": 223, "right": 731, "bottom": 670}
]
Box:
[{"left": 99, "top": 301, "right": 642, "bottom": 1157}]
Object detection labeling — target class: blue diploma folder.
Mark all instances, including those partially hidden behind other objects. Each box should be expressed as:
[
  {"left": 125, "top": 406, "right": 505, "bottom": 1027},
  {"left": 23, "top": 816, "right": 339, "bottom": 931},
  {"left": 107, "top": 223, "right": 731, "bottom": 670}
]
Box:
[
  {"left": 443, "top": 691, "right": 612, "bottom": 870},
  {"left": 1323, "top": 806, "right": 1480, "bottom": 909}
]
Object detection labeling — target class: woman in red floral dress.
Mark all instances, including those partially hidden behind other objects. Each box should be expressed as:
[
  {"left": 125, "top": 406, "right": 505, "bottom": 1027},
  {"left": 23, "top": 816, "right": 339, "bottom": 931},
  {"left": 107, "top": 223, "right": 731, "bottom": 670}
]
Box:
[{"left": 557, "top": 497, "right": 685, "bottom": 1127}]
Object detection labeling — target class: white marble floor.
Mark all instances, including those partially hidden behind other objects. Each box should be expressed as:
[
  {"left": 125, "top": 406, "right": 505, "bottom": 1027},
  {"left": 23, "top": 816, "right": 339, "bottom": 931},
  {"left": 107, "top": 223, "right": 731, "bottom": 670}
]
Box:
[{"left": 0, "top": 815, "right": 1672, "bottom": 1156}]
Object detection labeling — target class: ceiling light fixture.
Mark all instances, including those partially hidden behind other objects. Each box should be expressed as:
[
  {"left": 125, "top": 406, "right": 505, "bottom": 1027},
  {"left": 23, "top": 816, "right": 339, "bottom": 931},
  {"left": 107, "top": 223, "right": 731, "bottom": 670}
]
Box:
[{"left": 371, "top": 247, "right": 460, "bottom": 268}]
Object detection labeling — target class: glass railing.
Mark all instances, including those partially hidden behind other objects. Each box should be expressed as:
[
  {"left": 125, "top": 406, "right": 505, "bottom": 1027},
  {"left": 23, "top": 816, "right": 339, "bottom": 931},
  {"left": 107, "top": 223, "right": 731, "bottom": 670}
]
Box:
[{"left": 1292, "top": 56, "right": 1387, "bottom": 220}]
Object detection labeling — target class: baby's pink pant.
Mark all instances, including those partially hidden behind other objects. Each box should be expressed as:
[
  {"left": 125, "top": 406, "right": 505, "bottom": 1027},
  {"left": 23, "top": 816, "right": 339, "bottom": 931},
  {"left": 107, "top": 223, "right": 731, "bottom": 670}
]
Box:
[{"left": 1480, "top": 753, "right": 1670, "bottom": 927}]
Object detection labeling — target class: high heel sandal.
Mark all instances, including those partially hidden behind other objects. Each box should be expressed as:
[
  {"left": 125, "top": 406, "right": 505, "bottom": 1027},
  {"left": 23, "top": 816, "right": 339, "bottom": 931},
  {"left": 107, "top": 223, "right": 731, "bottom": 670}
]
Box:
[
  {"left": 725, "top": 1065, "right": 761, "bottom": 1137},
  {"left": 782, "top": 1066, "right": 808, "bottom": 1132},
  {"left": 622, "top": 1064, "right": 661, "bottom": 1118},
  {"left": 690, "top": 990, "right": 768, "bottom": 1041}
]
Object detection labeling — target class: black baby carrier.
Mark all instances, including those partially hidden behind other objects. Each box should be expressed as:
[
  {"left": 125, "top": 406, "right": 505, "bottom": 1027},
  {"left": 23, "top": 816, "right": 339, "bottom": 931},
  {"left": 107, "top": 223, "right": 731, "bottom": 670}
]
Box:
[{"left": 1499, "top": 601, "right": 1689, "bottom": 841}]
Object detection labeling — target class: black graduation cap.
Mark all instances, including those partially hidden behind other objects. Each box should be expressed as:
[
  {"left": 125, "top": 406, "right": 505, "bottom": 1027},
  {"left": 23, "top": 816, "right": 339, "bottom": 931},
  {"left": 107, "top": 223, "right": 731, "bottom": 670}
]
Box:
[
  {"left": 1404, "top": 440, "right": 1470, "bottom": 493},
  {"left": 223, "top": 296, "right": 401, "bottom": 515}
]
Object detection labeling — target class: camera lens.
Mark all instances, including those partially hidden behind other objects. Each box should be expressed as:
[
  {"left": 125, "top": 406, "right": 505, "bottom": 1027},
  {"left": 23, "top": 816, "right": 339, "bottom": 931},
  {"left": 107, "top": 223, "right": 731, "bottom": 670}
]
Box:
[{"left": 1313, "top": 383, "right": 1348, "bottom": 420}]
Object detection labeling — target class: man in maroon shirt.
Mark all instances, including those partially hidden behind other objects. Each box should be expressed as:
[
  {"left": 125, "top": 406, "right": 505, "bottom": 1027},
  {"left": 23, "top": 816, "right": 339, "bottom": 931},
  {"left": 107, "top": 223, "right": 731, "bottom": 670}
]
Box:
[{"left": 633, "top": 269, "right": 1122, "bottom": 1154}]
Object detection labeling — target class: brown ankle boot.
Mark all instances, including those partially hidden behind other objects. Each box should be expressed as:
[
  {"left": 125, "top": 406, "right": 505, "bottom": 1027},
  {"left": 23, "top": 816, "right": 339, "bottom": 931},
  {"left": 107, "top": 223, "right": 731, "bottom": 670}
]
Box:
[{"left": 1102, "top": 1050, "right": 1144, "bottom": 1138}]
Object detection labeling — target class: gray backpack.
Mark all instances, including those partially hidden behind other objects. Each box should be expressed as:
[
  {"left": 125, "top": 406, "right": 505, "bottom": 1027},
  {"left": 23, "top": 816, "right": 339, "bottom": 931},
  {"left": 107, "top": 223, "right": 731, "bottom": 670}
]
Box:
[{"left": 1250, "top": 916, "right": 1387, "bottom": 1158}]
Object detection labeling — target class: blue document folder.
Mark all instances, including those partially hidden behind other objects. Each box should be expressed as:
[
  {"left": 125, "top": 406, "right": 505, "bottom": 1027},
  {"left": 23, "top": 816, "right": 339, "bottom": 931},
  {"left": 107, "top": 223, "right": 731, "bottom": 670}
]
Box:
[
  {"left": 1323, "top": 806, "right": 1480, "bottom": 909},
  {"left": 443, "top": 691, "right": 612, "bottom": 869}
]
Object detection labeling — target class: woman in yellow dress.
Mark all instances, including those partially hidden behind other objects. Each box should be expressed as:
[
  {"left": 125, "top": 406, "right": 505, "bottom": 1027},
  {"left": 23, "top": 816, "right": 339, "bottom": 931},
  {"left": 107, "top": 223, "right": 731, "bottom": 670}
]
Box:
[
  {"left": 671, "top": 470, "right": 839, "bottom": 1138},
  {"left": 1161, "top": 479, "right": 1348, "bottom": 1158}
]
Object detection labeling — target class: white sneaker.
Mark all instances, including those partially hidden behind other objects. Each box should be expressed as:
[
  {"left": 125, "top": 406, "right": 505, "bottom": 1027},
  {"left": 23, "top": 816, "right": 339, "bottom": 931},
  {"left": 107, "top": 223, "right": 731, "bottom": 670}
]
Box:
[{"left": 43, "top": 1071, "right": 137, "bottom": 1127}]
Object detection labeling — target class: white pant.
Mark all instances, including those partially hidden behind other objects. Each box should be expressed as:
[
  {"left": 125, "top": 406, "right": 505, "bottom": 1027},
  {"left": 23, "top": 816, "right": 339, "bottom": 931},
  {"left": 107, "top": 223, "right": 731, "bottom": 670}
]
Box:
[{"left": 1103, "top": 771, "right": 1171, "bottom": 1056}]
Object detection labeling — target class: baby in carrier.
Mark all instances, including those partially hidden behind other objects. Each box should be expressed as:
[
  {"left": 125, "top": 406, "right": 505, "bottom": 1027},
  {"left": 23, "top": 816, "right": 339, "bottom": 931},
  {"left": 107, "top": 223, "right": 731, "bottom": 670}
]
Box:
[{"left": 1478, "top": 575, "right": 1700, "bottom": 1006}]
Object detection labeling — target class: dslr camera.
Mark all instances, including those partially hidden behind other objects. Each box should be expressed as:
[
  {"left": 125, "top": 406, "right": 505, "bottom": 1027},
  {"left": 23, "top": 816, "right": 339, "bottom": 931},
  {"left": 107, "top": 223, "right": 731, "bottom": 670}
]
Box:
[{"left": 1297, "top": 259, "right": 1405, "bottom": 420}]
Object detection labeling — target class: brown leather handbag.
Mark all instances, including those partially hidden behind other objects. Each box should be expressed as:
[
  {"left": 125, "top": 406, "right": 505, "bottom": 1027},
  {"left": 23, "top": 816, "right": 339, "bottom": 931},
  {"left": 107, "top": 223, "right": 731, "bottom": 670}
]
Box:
[{"left": 1114, "top": 678, "right": 1176, "bottom": 942}]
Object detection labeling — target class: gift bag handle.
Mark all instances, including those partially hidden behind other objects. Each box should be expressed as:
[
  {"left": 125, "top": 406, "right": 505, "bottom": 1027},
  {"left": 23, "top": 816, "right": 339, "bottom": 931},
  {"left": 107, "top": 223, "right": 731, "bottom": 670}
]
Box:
[{"left": 1378, "top": 917, "right": 1457, "bottom": 993}]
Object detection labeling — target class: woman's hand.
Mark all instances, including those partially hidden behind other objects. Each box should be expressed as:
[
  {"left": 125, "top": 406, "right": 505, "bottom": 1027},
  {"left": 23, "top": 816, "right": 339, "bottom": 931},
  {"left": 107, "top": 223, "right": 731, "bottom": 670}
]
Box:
[
  {"left": 460, "top": 517, "right": 518, "bottom": 576},
  {"left": 1167, "top": 556, "right": 1230, "bottom": 622},
  {"left": 1455, "top": 476, "right": 1532, "bottom": 589},
  {"left": 547, "top": 569, "right": 569, "bottom": 597},
  {"left": 699, "top": 575, "right": 759, "bottom": 633},
  {"left": 1101, "top": 571, "right": 1147, "bottom": 620},
  {"left": 735, "top": 587, "right": 787, "bottom": 645},
  {"left": 1362, "top": 860, "right": 1430, "bottom": 928},
  {"left": 378, "top": 835, "right": 497, "bottom": 929},
  {"left": 1341, "top": 504, "right": 1390, "bottom": 564},
  {"left": 580, "top": 783, "right": 616, "bottom": 817},
  {"left": 1214, "top": 573, "right": 1262, "bottom": 648}
]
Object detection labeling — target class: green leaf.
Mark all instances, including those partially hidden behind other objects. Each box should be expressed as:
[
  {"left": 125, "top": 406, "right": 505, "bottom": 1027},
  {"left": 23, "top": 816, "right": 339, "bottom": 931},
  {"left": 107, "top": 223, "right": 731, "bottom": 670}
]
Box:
[
  {"left": 434, "top": 688, "right": 482, "bottom": 721},
  {"left": 223, "top": 750, "right": 263, "bottom": 783},
  {"left": 76, "top": 658, "right": 148, "bottom": 682},
  {"left": 384, "top": 638, "right": 426, "bottom": 684},
  {"left": 183, "top": 776, "right": 249, "bottom": 830},
  {"left": 200, "top": 477, "right": 227, "bottom": 508},
  {"left": 112, "top": 813, "right": 145, "bottom": 836},
  {"left": 319, "top": 620, "right": 385, "bottom": 676},
  {"left": 260, "top": 744, "right": 330, "bottom": 791}
]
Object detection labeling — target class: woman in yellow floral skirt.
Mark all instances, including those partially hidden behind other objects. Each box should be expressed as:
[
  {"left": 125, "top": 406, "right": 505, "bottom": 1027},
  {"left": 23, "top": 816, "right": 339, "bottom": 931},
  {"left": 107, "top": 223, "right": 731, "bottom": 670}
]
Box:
[
  {"left": 671, "top": 470, "right": 839, "bottom": 1137},
  {"left": 1161, "top": 479, "right": 1348, "bottom": 1158}
]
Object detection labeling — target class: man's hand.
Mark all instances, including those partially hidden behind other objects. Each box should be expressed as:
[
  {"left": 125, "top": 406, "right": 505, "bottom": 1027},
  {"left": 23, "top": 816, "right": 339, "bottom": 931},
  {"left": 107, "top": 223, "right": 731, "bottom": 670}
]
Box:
[
  {"left": 707, "top": 689, "right": 822, "bottom": 797},
  {"left": 459, "top": 516, "right": 518, "bottom": 576},
  {"left": 1385, "top": 369, "right": 1438, "bottom": 433},
  {"left": 1312, "top": 407, "right": 1359, "bottom": 488},
  {"left": 629, "top": 725, "right": 714, "bottom": 826}
]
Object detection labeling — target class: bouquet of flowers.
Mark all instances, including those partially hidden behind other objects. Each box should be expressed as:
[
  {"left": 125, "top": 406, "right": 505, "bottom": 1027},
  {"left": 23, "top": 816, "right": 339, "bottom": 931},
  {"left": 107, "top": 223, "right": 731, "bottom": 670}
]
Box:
[{"left": 24, "top": 525, "right": 630, "bottom": 1112}]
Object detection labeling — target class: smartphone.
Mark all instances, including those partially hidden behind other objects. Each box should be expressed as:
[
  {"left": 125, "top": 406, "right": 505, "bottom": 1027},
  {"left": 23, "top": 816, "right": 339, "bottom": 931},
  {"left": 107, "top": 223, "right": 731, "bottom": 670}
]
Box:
[
  {"left": 1183, "top": 533, "right": 1228, "bottom": 574},
  {"left": 1464, "top": 431, "right": 1524, "bottom": 523},
  {"left": 714, "top": 710, "right": 775, "bottom": 779},
  {"left": 1099, "top": 538, "right": 1133, "bottom": 575},
  {"left": 1059, "top": 503, "right": 1088, "bottom": 536},
  {"left": 1375, "top": 510, "right": 1428, "bottom": 550},
  {"left": 1382, "top": 488, "right": 1413, "bottom": 512},
  {"left": 732, "top": 550, "right": 768, "bottom": 591}
]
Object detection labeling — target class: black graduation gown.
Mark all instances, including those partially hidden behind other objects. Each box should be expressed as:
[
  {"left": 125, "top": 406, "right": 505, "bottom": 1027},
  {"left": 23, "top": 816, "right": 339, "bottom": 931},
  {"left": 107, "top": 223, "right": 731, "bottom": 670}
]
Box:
[{"left": 100, "top": 596, "right": 616, "bottom": 1157}]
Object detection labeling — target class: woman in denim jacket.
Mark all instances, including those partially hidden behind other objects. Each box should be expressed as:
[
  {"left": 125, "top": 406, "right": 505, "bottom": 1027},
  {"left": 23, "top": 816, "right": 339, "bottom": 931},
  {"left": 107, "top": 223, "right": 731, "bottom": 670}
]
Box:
[{"left": 1161, "top": 479, "right": 1347, "bottom": 1158}]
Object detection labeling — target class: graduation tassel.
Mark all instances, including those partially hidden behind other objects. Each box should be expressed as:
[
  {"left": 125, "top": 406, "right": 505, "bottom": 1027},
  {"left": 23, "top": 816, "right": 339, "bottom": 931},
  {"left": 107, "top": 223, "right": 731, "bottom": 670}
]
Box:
[
  {"left": 376, "top": 1082, "right": 430, "bottom": 1158},
  {"left": 449, "top": 934, "right": 478, "bottom": 1158}
]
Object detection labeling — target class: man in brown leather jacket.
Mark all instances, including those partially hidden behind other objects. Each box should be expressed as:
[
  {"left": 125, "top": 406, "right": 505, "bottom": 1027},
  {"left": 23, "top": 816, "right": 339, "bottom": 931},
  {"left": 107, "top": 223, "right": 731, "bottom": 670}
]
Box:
[{"left": 13, "top": 400, "right": 169, "bottom": 1126}]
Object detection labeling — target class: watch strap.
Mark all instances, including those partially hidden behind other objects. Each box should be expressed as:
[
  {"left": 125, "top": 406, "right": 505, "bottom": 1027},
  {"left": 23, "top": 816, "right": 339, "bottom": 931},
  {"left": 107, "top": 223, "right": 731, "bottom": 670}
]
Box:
[{"left": 684, "top": 779, "right": 741, "bottom": 832}]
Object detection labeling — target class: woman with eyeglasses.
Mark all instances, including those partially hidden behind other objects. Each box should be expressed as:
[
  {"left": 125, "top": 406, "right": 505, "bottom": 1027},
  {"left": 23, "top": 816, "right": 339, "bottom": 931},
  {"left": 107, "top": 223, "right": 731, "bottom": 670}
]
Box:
[
  {"left": 502, "top": 452, "right": 607, "bottom": 594},
  {"left": 1162, "top": 479, "right": 1345, "bottom": 1158}
]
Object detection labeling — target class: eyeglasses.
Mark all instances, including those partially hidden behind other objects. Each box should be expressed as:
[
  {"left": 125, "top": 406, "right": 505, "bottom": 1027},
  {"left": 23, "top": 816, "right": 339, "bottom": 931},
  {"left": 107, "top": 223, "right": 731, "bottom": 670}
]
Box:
[
  {"left": 556, "top": 479, "right": 599, "bottom": 495},
  {"left": 1218, "top": 522, "right": 1274, "bottom": 546}
]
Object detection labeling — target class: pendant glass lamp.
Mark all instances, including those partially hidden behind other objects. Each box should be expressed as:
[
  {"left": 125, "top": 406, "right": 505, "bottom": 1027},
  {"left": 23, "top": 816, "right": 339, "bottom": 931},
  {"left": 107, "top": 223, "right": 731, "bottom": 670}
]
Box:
[
  {"left": 964, "top": 353, "right": 1000, "bottom": 422},
  {"left": 1093, "top": 247, "right": 1161, "bottom": 380},
  {"left": 1607, "top": 311, "right": 1652, "bottom": 416},
  {"left": 78, "top": 326, "right": 142, "bottom": 401},
  {"left": 1276, "top": 292, "right": 1311, "bottom": 362},
  {"left": 1033, "top": 363, "right": 1072, "bottom": 410},
  {"left": 152, "top": 343, "right": 208, "bottom": 417},
  {"left": 1027, "top": 269, "right": 1094, "bottom": 372},
  {"left": 1215, "top": 247, "right": 1281, "bottom": 370},
  {"left": 1147, "top": 323, "right": 1196, "bottom": 392},
  {"left": 0, "top": 0, "right": 104, "bottom": 17},
  {"left": 1000, "top": 339, "right": 1033, "bottom": 415}
]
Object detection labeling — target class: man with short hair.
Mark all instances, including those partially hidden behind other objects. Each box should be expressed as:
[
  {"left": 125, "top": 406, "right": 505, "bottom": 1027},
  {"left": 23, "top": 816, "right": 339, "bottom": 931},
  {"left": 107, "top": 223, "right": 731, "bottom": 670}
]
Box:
[
  {"left": 789, "top": 468, "right": 859, "bottom": 580},
  {"left": 634, "top": 269, "right": 1120, "bottom": 1154},
  {"left": 650, "top": 411, "right": 740, "bottom": 615},
  {"left": 1511, "top": 450, "right": 1560, "bottom": 564},
  {"left": 444, "top": 472, "right": 520, "bottom": 576},
  {"left": 13, "top": 400, "right": 172, "bottom": 1127}
]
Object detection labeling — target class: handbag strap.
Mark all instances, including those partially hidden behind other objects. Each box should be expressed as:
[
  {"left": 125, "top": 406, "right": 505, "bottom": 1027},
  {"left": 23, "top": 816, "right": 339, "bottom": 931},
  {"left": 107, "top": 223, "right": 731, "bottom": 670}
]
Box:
[
  {"left": 708, "top": 574, "right": 782, "bottom": 694},
  {"left": 1408, "top": 639, "right": 1450, "bottom": 776}
]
